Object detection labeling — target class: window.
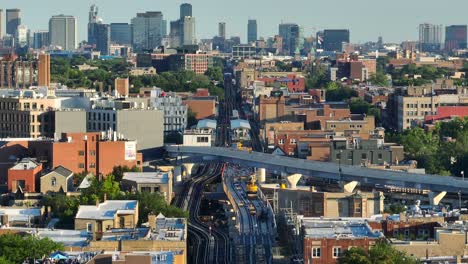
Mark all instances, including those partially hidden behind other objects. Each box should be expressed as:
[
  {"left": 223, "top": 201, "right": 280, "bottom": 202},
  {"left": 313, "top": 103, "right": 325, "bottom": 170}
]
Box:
[
  {"left": 404, "top": 229, "right": 410, "bottom": 238},
  {"left": 336, "top": 153, "right": 341, "bottom": 160},
  {"left": 90, "top": 150, "right": 96, "bottom": 156},
  {"left": 290, "top": 138, "right": 297, "bottom": 144},
  {"left": 51, "top": 177, "right": 57, "bottom": 187},
  {"left": 361, "top": 153, "right": 367, "bottom": 160},
  {"left": 393, "top": 229, "right": 399, "bottom": 237},
  {"left": 78, "top": 150, "right": 85, "bottom": 156},
  {"left": 312, "top": 247, "right": 321, "bottom": 258},
  {"left": 86, "top": 223, "right": 93, "bottom": 232},
  {"left": 79, "top": 163, "right": 85, "bottom": 169},
  {"left": 378, "top": 153, "right": 383, "bottom": 159},
  {"left": 333, "top": 247, "right": 342, "bottom": 258},
  {"left": 278, "top": 139, "right": 284, "bottom": 145},
  {"left": 347, "top": 152, "right": 353, "bottom": 160},
  {"left": 354, "top": 202, "right": 362, "bottom": 214},
  {"left": 141, "top": 187, "right": 152, "bottom": 192},
  {"left": 90, "top": 163, "right": 96, "bottom": 168}
]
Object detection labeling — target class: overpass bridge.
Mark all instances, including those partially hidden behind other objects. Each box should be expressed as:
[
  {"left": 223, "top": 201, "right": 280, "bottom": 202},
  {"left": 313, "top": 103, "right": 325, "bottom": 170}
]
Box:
[{"left": 167, "top": 145, "right": 468, "bottom": 195}]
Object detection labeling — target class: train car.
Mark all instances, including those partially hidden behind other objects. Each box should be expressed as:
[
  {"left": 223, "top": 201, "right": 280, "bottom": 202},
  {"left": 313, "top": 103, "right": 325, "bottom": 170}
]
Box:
[
  {"left": 246, "top": 175, "right": 259, "bottom": 199},
  {"left": 248, "top": 204, "right": 256, "bottom": 215}
]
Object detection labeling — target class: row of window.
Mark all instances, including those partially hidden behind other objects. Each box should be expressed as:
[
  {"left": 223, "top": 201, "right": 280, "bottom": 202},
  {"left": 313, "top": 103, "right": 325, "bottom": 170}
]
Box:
[
  {"left": 88, "top": 122, "right": 116, "bottom": 132},
  {"left": 278, "top": 138, "right": 297, "bottom": 145},
  {"left": 310, "top": 246, "right": 344, "bottom": 258},
  {"left": 78, "top": 163, "right": 96, "bottom": 169},
  {"left": 329, "top": 124, "right": 364, "bottom": 129},
  {"left": 336, "top": 152, "right": 384, "bottom": 160},
  {"left": 88, "top": 112, "right": 117, "bottom": 122},
  {"left": 406, "top": 103, "right": 438, "bottom": 109},
  {"left": 78, "top": 150, "right": 96, "bottom": 156},
  {"left": 406, "top": 111, "right": 434, "bottom": 116}
]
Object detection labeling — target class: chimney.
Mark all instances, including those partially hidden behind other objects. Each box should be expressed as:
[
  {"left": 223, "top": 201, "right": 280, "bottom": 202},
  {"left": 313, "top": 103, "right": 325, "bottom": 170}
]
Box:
[{"left": 104, "top": 193, "right": 107, "bottom": 202}]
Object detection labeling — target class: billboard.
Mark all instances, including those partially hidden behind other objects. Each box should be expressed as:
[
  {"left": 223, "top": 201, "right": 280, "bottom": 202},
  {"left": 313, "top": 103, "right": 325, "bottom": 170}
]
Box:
[{"left": 125, "top": 141, "right": 137, "bottom": 160}]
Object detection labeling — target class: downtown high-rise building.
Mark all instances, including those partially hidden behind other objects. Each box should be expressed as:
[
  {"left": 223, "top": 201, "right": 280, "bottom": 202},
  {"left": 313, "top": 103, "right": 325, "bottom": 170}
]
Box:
[
  {"left": 218, "top": 22, "right": 226, "bottom": 39},
  {"left": 0, "top": 9, "right": 3, "bottom": 39},
  {"left": 180, "top": 3, "right": 192, "bottom": 19},
  {"left": 110, "top": 23, "right": 132, "bottom": 45},
  {"left": 247, "top": 19, "right": 257, "bottom": 43},
  {"left": 279, "top": 23, "right": 302, "bottom": 55},
  {"left": 419, "top": 23, "right": 443, "bottom": 52},
  {"left": 33, "top": 31, "right": 50, "bottom": 49},
  {"left": 6, "top": 9, "right": 21, "bottom": 36},
  {"left": 131, "top": 11, "right": 164, "bottom": 51},
  {"left": 95, "top": 23, "right": 110, "bottom": 55},
  {"left": 182, "top": 16, "right": 196, "bottom": 45},
  {"left": 445, "top": 25, "right": 467, "bottom": 52},
  {"left": 87, "top": 4, "right": 100, "bottom": 45},
  {"left": 49, "top": 15, "right": 78, "bottom": 51},
  {"left": 15, "top": 25, "right": 29, "bottom": 47},
  {"left": 323, "top": 29, "right": 350, "bottom": 52}
]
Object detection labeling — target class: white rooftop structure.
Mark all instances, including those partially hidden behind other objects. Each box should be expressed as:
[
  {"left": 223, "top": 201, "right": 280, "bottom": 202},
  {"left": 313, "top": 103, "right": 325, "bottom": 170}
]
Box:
[
  {"left": 123, "top": 172, "right": 170, "bottom": 184},
  {"left": 76, "top": 200, "right": 138, "bottom": 220},
  {"left": 196, "top": 119, "right": 217, "bottom": 130},
  {"left": 231, "top": 119, "right": 251, "bottom": 130},
  {"left": 0, "top": 207, "right": 42, "bottom": 223}
]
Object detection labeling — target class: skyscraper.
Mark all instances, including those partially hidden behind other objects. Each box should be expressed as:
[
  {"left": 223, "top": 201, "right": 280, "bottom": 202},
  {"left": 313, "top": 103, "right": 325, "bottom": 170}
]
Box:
[
  {"left": 88, "top": 4, "right": 100, "bottom": 45},
  {"left": 49, "top": 15, "right": 78, "bottom": 51},
  {"left": 0, "top": 9, "right": 3, "bottom": 39},
  {"left": 131, "top": 12, "right": 164, "bottom": 51},
  {"left": 279, "top": 23, "right": 301, "bottom": 55},
  {"left": 110, "top": 23, "right": 132, "bottom": 45},
  {"left": 33, "top": 31, "right": 50, "bottom": 49},
  {"left": 37, "top": 54, "right": 50, "bottom": 87},
  {"left": 95, "top": 23, "right": 110, "bottom": 55},
  {"left": 445, "top": 25, "right": 467, "bottom": 52},
  {"left": 182, "top": 16, "right": 196, "bottom": 45},
  {"left": 6, "top": 9, "right": 21, "bottom": 36},
  {"left": 180, "top": 3, "right": 192, "bottom": 19},
  {"left": 248, "top": 19, "right": 257, "bottom": 43},
  {"left": 323, "top": 29, "right": 350, "bottom": 52},
  {"left": 419, "top": 23, "right": 443, "bottom": 52},
  {"left": 15, "top": 25, "right": 29, "bottom": 47},
  {"left": 169, "top": 20, "right": 182, "bottom": 48},
  {"left": 218, "top": 22, "right": 226, "bottom": 39}
]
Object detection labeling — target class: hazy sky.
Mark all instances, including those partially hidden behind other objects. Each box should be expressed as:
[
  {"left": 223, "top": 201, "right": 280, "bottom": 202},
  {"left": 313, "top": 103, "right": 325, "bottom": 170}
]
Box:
[{"left": 3, "top": 0, "right": 468, "bottom": 43}]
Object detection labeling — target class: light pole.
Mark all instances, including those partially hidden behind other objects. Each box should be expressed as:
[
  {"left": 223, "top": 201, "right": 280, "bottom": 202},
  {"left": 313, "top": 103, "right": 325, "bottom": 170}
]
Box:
[
  {"left": 458, "top": 190, "right": 462, "bottom": 210},
  {"left": 462, "top": 171, "right": 465, "bottom": 181}
]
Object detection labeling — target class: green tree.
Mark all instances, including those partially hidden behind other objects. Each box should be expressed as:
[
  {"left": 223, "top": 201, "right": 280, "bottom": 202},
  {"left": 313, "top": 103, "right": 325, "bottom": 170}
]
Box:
[
  {"left": 205, "top": 66, "right": 224, "bottom": 83},
  {"left": 340, "top": 247, "right": 372, "bottom": 264},
  {"left": 0, "top": 234, "right": 63, "bottom": 264},
  {"left": 340, "top": 241, "right": 420, "bottom": 264},
  {"left": 400, "top": 127, "right": 438, "bottom": 157},
  {"left": 326, "top": 84, "right": 358, "bottom": 101},
  {"left": 368, "top": 72, "right": 389, "bottom": 87}
]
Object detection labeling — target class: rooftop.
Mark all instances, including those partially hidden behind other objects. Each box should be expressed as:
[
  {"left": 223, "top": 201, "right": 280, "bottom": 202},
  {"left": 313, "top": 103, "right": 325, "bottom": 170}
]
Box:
[
  {"left": 197, "top": 119, "right": 217, "bottom": 130},
  {"left": 302, "top": 219, "right": 383, "bottom": 239},
  {"left": 123, "top": 172, "right": 170, "bottom": 184},
  {"left": 0, "top": 207, "right": 42, "bottom": 222},
  {"left": 75, "top": 200, "right": 138, "bottom": 220},
  {"left": 9, "top": 158, "right": 41, "bottom": 170},
  {"left": 231, "top": 119, "right": 251, "bottom": 130}
]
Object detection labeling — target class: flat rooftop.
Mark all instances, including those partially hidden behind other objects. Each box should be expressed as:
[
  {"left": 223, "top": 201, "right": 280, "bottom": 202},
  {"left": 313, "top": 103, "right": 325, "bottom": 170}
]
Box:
[
  {"left": 123, "top": 172, "right": 170, "bottom": 184},
  {"left": 302, "top": 219, "right": 382, "bottom": 239}
]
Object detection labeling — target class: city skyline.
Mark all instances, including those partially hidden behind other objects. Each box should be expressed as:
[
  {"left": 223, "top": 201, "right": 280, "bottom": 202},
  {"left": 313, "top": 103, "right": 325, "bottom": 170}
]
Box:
[{"left": 2, "top": 0, "right": 468, "bottom": 44}]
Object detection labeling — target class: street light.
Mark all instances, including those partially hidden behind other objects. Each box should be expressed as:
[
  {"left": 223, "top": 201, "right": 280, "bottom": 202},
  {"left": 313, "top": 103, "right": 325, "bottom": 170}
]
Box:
[{"left": 458, "top": 190, "right": 462, "bottom": 210}]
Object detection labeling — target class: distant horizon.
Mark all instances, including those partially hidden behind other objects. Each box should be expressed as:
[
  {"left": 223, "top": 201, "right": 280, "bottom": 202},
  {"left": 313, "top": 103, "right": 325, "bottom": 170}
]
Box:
[{"left": 1, "top": 0, "right": 468, "bottom": 44}]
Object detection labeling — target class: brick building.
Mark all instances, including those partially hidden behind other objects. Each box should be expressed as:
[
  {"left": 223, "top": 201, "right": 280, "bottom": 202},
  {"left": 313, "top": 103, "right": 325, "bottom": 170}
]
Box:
[
  {"left": 3, "top": 132, "right": 142, "bottom": 178},
  {"left": 288, "top": 103, "right": 351, "bottom": 129},
  {"left": 257, "top": 73, "right": 305, "bottom": 92},
  {"left": 302, "top": 219, "right": 382, "bottom": 264},
  {"left": 184, "top": 96, "right": 217, "bottom": 120},
  {"left": 7, "top": 158, "right": 42, "bottom": 192},
  {"left": 259, "top": 96, "right": 286, "bottom": 124}
]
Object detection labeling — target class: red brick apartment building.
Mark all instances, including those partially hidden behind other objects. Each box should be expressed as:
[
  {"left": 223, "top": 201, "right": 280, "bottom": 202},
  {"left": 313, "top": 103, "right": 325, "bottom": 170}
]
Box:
[{"left": 0, "top": 133, "right": 142, "bottom": 181}]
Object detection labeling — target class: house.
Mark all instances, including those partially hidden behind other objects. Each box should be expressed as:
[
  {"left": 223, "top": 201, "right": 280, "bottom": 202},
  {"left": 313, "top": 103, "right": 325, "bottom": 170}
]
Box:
[
  {"left": 40, "top": 166, "right": 74, "bottom": 194},
  {"left": 7, "top": 158, "right": 43, "bottom": 193},
  {"left": 122, "top": 172, "right": 173, "bottom": 204},
  {"left": 75, "top": 200, "right": 138, "bottom": 232}
]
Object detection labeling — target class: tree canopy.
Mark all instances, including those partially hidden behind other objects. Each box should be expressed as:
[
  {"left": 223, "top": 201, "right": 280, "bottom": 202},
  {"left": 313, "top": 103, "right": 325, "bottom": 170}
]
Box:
[
  {"left": 340, "top": 241, "right": 420, "bottom": 264},
  {"left": 0, "top": 234, "right": 63, "bottom": 264}
]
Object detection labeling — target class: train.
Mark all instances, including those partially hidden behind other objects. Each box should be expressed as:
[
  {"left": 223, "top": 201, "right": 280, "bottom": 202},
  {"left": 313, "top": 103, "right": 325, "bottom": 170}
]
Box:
[{"left": 246, "top": 174, "right": 259, "bottom": 199}]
